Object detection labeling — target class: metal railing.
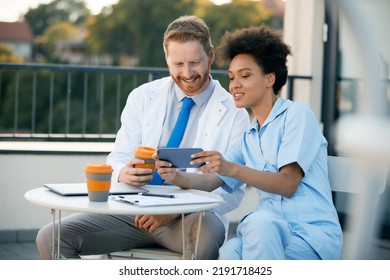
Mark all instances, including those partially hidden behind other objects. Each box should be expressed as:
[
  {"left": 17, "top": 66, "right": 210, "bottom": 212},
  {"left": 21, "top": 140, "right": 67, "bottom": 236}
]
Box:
[{"left": 0, "top": 63, "right": 311, "bottom": 142}]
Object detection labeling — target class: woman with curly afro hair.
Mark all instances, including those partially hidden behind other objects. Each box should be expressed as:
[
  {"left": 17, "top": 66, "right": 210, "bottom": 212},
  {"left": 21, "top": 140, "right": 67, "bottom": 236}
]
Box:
[{"left": 155, "top": 25, "right": 343, "bottom": 259}]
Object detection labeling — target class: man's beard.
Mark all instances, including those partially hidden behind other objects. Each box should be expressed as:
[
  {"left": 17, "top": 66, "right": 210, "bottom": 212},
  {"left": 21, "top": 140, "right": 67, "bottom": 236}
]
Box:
[{"left": 172, "top": 71, "right": 210, "bottom": 95}]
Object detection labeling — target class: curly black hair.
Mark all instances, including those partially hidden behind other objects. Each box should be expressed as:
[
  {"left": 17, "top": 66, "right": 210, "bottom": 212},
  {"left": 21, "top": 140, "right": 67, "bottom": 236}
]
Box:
[{"left": 216, "top": 25, "right": 292, "bottom": 94}]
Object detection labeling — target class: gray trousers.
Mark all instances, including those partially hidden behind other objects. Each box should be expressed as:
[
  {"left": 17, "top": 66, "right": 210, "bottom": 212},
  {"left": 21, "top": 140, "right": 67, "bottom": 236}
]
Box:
[{"left": 36, "top": 211, "right": 225, "bottom": 260}]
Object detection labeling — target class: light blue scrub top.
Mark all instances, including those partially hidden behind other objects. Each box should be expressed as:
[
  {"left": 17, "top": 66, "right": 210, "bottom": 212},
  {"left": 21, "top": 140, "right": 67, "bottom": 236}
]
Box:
[{"left": 220, "top": 98, "right": 343, "bottom": 260}]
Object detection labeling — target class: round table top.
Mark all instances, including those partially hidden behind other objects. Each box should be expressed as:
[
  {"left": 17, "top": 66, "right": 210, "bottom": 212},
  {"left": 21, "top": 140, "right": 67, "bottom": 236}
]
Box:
[{"left": 25, "top": 184, "right": 223, "bottom": 215}]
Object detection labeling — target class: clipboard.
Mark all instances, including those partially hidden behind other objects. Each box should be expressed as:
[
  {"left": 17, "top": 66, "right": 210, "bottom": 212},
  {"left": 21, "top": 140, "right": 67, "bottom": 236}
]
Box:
[{"left": 110, "top": 193, "right": 221, "bottom": 207}]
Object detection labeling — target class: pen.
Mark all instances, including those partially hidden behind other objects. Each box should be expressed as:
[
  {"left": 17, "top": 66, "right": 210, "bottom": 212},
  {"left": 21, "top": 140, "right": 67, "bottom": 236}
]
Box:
[{"left": 139, "top": 193, "right": 175, "bottom": 198}]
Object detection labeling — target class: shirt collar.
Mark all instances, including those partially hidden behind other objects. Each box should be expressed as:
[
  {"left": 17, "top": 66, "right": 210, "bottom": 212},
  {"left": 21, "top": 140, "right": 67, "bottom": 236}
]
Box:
[{"left": 247, "top": 98, "right": 292, "bottom": 133}]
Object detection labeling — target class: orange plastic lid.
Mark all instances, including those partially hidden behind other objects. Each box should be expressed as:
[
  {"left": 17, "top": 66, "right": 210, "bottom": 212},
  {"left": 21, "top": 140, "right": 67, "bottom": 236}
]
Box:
[
  {"left": 84, "top": 164, "right": 113, "bottom": 173},
  {"left": 134, "top": 146, "right": 157, "bottom": 159}
]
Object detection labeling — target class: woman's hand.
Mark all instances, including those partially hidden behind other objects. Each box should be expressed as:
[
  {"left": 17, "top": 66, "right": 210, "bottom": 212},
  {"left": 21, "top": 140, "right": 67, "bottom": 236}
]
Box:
[
  {"left": 154, "top": 151, "right": 224, "bottom": 192},
  {"left": 190, "top": 150, "right": 233, "bottom": 176}
]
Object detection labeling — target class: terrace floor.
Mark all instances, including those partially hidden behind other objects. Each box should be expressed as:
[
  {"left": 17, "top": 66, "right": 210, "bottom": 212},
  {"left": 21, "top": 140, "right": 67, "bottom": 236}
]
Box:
[{"left": 1, "top": 234, "right": 390, "bottom": 260}]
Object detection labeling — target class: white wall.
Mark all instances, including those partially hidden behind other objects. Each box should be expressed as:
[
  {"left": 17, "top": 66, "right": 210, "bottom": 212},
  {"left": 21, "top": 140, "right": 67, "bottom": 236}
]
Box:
[
  {"left": 0, "top": 153, "right": 108, "bottom": 230},
  {"left": 283, "top": 0, "right": 325, "bottom": 121}
]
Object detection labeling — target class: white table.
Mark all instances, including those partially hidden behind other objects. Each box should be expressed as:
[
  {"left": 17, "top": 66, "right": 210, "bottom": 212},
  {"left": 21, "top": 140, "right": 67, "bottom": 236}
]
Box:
[{"left": 25, "top": 184, "right": 223, "bottom": 260}]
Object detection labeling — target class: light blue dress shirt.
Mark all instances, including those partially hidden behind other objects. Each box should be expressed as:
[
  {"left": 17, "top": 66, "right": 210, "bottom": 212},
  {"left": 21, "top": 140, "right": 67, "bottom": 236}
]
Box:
[
  {"left": 160, "top": 76, "right": 214, "bottom": 148},
  {"left": 219, "top": 98, "right": 343, "bottom": 259}
]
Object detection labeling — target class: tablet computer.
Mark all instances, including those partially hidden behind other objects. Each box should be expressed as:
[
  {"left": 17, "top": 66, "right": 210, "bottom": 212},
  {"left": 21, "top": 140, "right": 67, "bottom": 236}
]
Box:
[
  {"left": 157, "top": 148, "right": 205, "bottom": 169},
  {"left": 44, "top": 182, "right": 148, "bottom": 196}
]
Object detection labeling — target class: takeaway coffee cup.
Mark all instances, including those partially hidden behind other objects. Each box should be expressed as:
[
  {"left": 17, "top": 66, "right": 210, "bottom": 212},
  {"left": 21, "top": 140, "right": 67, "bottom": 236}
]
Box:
[
  {"left": 134, "top": 146, "right": 157, "bottom": 171},
  {"left": 84, "top": 164, "right": 113, "bottom": 202}
]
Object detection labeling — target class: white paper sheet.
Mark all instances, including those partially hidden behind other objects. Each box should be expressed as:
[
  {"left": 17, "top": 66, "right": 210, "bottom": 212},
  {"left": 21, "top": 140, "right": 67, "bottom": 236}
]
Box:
[{"left": 110, "top": 193, "right": 221, "bottom": 207}]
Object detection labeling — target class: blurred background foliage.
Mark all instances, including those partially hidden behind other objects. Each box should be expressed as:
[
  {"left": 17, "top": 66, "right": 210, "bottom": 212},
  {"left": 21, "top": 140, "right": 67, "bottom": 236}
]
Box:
[
  {"left": 22, "top": 0, "right": 283, "bottom": 67},
  {"left": 0, "top": 0, "right": 283, "bottom": 137}
]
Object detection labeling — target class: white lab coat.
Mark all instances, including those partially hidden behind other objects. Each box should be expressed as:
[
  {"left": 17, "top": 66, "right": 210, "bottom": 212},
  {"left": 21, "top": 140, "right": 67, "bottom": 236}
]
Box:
[{"left": 107, "top": 76, "right": 250, "bottom": 237}]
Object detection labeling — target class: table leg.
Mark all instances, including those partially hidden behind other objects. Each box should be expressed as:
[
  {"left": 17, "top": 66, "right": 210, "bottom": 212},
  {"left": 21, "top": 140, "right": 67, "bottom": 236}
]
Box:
[
  {"left": 50, "top": 208, "right": 62, "bottom": 260},
  {"left": 193, "top": 211, "right": 204, "bottom": 260},
  {"left": 51, "top": 209, "right": 55, "bottom": 259},
  {"left": 181, "top": 211, "right": 205, "bottom": 260},
  {"left": 57, "top": 210, "right": 61, "bottom": 259},
  {"left": 181, "top": 213, "right": 186, "bottom": 260}
]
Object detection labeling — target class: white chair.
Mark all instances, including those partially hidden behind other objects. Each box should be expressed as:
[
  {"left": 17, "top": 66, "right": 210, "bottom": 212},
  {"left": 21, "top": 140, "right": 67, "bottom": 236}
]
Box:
[
  {"left": 327, "top": 155, "right": 388, "bottom": 259},
  {"left": 107, "top": 246, "right": 182, "bottom": 260}
]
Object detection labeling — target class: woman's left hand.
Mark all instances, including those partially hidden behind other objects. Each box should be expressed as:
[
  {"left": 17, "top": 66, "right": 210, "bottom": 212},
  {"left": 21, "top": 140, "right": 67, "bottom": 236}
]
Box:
[{"left": 190, "top": 150, "right": 232, "bottom": 176}]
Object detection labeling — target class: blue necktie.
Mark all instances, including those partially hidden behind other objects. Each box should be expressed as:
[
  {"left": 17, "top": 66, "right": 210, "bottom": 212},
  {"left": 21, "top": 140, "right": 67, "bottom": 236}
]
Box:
[{"left": 149, "top": 97, "right": 195, "bottom": 185}]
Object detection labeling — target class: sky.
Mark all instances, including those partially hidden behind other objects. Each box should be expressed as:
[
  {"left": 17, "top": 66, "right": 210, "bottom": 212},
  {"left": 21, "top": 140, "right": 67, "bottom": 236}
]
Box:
[{"left": 0, "top": 0, "right": 230, "bottom": 22}]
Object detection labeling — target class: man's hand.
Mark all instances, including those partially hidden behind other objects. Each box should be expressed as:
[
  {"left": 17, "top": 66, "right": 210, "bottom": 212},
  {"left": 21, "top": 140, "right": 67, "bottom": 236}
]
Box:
[
  {"left": 118, "top": 158, "right": 154, "bottom": 186},
  {"left": 153, "top": 153, "right": 178, "bottom": 182},
  {"left": 135, "top": 214, "right": 179, "bottom": 233}
]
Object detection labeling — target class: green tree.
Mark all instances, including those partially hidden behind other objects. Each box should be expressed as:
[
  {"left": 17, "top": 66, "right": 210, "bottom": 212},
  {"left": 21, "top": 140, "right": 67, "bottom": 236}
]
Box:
[
  {"left": 38, "top": 21, "right": 80, "bottom": 63},
  {"left": 87, "top": 0, "right": 196, "bottom": 66},
  {"left": 202, "top": 0, "right": 273, "bottom": 54},
  {"left": 85, "top": 7, "right": 134, "bottom": 65},
  {"left": 86, "top": 0, "right": 278, "bottom": 67},
  {"left": 0, "top": 44, "right": 24, "bottom": 63},
  {"left": 23, "top": 0, "right": 90, "bottom": 36}
]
